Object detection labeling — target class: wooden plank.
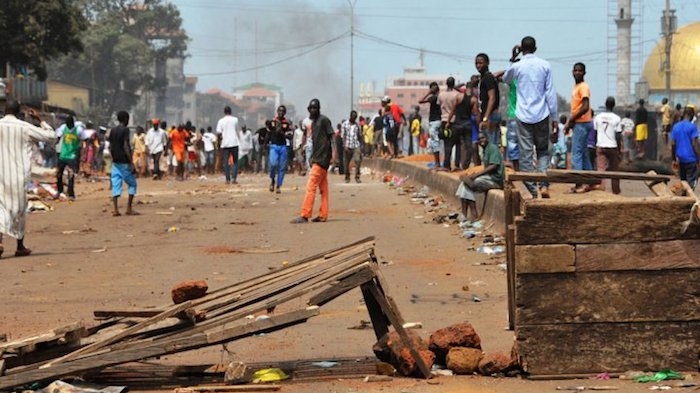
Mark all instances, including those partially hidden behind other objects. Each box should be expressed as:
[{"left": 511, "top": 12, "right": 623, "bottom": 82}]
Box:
[
  {"left": 504, "top": 186, "right": 513, "bottom": 226},
  {"left": 204, "top": 307, "right": 319, "bottom": 344},
  {"left": 680, "top": 181, "right": 700, "bottom": 228},
  {"left": 360, "top": 282, "right": 390, "bottom": 341},
  {"left": 645, "top": 170, "right": 673, "bottom": 197},
  {"left": 515, "top": 270, "right": 700, "bottom": 325},
  {"left": 508, "top": 169, "right": 672, "bottom": 183},
  {"left": 308, "top": 266, "right": 375, "bottom": 306},
  {"left": 193, "top": 239, "right": 375, "bottom": 309},
  {"left": 512, "top": 188, "right": 522, "bottom": 217},
  {"left": 42, "top": 301, "right": 194, "bottom": 368},
  {"left": 516, "top": 321, "right": 700, "bottom": 374},
  {"left": 576, "top": 240, "right": 700, "bottom": 271},
  {"left": 515, "top": 244, "right": 575, "bottom": 273},
  {"left": 203, "top": 257, "right": 372, "bottom": 320},
  {"left": 0, "top": 308, "right": 319, "bottom": 390},
  {"left": 363, "top": 282, "right": 431, "bottom": 379},
  {"left": 134, "top": 259, "right": 373, "bottom": 348},
  {"left": 201, "top": 244, "right": 374, "bottom": 316},
  {"left": 508, "top": 172, "right": 598, "bottom": 184},
  {"left": 0, "top": 323, "right": 86, "bottom": 352},
  {"left": 198, "top": 242, "right": 374, "bottom": 313},
  {"left": 548, "top": 169, "right": 672, "bottom": 182},
  {"left": 515, "top": 198, "right": 697, "bottom": 244},
  {"left": 506, "top": 226, "right": 516, "bottom": 330},
  {"left": 511, "top": 181, "right": 532, "bottom": 201},
  {"left": 506, "top": 189, "right": 521, "bottom": 330},
  {"left": 93, "top": 310, "right": 164, "bottom": 319}
]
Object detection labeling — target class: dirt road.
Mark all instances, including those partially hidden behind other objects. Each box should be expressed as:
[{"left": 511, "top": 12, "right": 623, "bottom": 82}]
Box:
[{"left": 0, "top": 167, "right": 683, "bottom": 393}]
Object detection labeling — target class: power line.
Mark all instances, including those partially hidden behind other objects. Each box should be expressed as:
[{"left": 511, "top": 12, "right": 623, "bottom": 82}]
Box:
[
  {"left": 188, "top": 36, "right": 350, "bottom": 57},
  {"left": 354, "top": 30, "right": 473, "bottom": 62},
  {"left": 192, "top": 31, "right": 349, "bottom": 76}
]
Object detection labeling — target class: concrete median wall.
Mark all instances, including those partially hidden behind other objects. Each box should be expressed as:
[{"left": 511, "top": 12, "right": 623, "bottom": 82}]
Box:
[{"left": 365, "top": 158, "right": 505, "bottom": 233}]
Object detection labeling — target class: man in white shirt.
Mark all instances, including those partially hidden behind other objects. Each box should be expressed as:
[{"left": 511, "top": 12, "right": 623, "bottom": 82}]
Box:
[
  {"left": 216, "top": 106, "right": 240, "bottom": 184},
  {"left": 501, "top": 36, "right": 558, "bottom": 198},
  {"left": 293, "top": 124, "right": 305, "bottom": 175},
  {"left": 302, "top": 117, "right": 313, "bottom": 172},
  {"left": 238, "top": 125, "right": 253, "bottom": 173},
  {"left": 202, "top": 126, "right": 217, "bottom": 174},
  {"left": 145, "top": 119, "right": 168, "bottom": 179},
  {"left": 593, "top": 96, "right": 622, "bottom": 194}
]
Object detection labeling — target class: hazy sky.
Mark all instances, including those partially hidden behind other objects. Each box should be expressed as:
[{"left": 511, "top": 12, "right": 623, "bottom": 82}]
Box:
[{"left": 168, "top": 0, "right": 700, "bottom": 123}]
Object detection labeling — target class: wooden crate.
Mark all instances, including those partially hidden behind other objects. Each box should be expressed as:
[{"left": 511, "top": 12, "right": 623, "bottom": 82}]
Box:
[{"left": 511, "top": 194, "right": 700, "bottom": 375}]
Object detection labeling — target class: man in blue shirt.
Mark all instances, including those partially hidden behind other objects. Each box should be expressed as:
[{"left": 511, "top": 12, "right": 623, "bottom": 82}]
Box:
[
  {"left": 671, "top": 106, "right": 700, "bottom": 189},
  {"left": 501, "top": 36, "right": 558, "bottom": 198}
]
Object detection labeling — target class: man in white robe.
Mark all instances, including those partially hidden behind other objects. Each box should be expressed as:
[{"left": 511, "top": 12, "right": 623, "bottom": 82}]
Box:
[{"left": 0, "top": 99, "right": 55, "bottom": 258}]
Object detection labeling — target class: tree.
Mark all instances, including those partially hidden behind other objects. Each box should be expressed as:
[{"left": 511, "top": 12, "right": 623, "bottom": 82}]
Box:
[
  {"left": 0, "top": 0, "right": 87, "bottom": 80},
  {"left": 50, "top": 0, "right": 188, "bottom": 124}
]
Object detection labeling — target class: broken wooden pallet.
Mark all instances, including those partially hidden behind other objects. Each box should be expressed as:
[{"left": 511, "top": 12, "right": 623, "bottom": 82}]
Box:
[{"left": 0, "top": 237, "right": 430, "bottom": 389}]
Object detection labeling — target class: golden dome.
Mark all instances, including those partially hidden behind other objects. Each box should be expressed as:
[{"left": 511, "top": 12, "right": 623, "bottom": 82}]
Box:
[{"left": 642, "top": 22, "right": 700, "bottom": 91}]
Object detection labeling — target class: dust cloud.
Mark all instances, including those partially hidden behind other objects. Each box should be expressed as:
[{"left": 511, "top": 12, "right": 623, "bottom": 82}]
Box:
[{"left": 185, "top": 0, "right": 354, "bottom": 124}]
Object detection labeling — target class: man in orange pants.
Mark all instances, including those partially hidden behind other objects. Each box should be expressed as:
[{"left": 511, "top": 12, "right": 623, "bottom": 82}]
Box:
[
  {"left": 291, "top": 98, "right": 334, "bottom": 223},
  {"left": 169, "top": 124, "right": 190, "bottom": 180}
]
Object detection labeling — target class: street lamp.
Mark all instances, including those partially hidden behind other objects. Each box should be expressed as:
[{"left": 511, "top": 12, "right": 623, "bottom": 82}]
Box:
[{"left": 347, "top": 0, "right": 357, "bottom": 111}]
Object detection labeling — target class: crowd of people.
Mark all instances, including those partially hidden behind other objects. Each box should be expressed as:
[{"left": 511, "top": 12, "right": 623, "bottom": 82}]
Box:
[
  {"left": 394, "top": 35, "right": 699, "bottom": 219},
  {"left": 3, "top": 34, "right": 699, "bottom": 257}
]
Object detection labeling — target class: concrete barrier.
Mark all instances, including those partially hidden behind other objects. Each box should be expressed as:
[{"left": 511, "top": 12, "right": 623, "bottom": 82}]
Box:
[{"left": 365, "top": 158, "right": 505, "bottom": 233}]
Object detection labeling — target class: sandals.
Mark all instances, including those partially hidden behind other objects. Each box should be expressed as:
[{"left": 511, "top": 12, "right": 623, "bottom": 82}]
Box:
[
  {"left": 0, "top": 245, "right": 3, "bottom": 259},
  {"left": 311, "top": 216, "right": 327, "bottom": 222}
]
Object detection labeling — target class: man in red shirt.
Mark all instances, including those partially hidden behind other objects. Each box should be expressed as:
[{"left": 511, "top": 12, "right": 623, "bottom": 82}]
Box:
[{"left": 382, "top": 96, "right": 406, "bottom": 159}]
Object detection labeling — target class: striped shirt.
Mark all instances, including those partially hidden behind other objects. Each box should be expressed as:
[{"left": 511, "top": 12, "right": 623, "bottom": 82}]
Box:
[
  {"left": 341, "top": 120, "right": 362, "bottom": 149},
  {"left": 0, "top": 115, "right": 55, "bottom": 238}
]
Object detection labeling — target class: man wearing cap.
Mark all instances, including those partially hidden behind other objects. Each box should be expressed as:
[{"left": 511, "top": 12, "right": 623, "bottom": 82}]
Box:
[
  {"left": 146, "top": 119, "right": 168, "bottom": 179},
  {"left": 291, "top": 99, "right": 334, "bottom": 223}
]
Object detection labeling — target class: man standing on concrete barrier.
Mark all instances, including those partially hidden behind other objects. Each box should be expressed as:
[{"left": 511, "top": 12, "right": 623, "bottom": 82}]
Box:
[
  {"left": 475, "top": 53, "right": 501, "bottom": 148},
  {"left": 419, "top": 81, "right": 443, "bottom": 169},
  {"left": 564, "top": 62, "right": 594, "bottom": 193},
  {"left": 438, "top": 76, "right": 461, "bottom": 171},
  {"left": 671, "top": 106, "right": 700, "bottom": 189},
  {"left": 501, "top": 36, "right": 558, "bottom": 198}
]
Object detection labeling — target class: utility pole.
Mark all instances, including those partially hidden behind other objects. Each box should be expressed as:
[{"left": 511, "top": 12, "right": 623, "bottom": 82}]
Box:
[
  {"left": 661, "top": 0, "right": 676, "bottom": 103},
  {"left": 347, "top": 0, "right": 357, "bottom": 111}
]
